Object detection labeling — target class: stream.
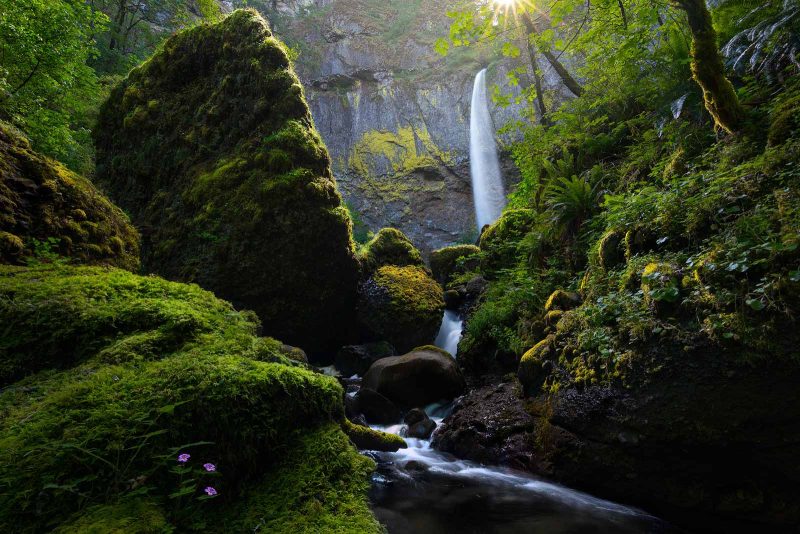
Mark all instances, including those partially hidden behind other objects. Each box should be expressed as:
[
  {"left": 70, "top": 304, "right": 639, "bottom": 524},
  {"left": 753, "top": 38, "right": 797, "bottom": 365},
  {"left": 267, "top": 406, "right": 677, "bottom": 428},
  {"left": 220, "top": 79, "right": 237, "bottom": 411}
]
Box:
[{"left": 363, "top": 312, "right": 677, "bottom": 533}]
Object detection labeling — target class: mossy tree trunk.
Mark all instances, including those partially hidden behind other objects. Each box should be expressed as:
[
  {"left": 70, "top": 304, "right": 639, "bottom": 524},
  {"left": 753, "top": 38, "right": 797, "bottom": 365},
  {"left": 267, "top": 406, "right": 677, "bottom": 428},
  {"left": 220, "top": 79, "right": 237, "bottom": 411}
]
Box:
[
  {"left": 672, "top": 0, "right": 746, "bottom": 134},
  {"left": 521, "top": 12, "right": 584, "bottom": 98}
]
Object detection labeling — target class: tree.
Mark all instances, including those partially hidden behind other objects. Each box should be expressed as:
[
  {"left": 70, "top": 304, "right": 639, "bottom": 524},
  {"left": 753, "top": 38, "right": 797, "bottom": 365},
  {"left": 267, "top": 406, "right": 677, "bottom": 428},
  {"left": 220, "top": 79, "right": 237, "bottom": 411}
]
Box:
[
  {"left": 671, "top": 0, "right": 746, "bottom": 133},
  {"left": 0, "top": 0, "right": 107, "bottom": 171}
]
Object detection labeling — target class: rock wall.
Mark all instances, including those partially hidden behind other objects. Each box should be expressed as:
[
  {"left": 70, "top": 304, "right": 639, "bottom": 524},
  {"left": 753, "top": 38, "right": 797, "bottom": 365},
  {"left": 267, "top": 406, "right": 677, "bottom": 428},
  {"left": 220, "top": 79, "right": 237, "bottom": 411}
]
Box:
[{"left": 246, "top": 0, "right": 569, "bottom": 255}]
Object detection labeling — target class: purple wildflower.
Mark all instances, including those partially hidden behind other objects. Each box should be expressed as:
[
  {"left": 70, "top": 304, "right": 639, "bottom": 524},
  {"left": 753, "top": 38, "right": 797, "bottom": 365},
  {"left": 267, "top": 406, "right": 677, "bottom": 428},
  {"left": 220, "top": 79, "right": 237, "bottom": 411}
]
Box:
[
  {"left": 203, "top": 463, "right": 216, "bottom": 472},
  {"left": 177, "top": 453, "right": 191, "bottom": 463},
  {"left": 204, "top": 486, "right": 218, "bottom": 496}
]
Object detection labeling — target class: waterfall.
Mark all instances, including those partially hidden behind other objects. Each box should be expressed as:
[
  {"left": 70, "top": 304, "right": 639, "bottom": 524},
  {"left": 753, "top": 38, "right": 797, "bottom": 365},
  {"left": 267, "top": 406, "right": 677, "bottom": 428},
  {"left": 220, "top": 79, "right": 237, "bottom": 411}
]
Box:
[
  {"left": 434, "top": 310, "right": 463, "bottom": 357},
  {"left": 470, "top": 68, "right": 506, "bottom": 230}
]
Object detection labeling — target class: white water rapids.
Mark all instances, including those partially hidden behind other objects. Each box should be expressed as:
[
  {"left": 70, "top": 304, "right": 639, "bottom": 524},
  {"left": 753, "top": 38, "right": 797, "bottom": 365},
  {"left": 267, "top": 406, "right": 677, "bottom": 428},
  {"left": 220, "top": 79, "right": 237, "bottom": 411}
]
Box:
[
  {"left": 434, "top": 310, "right": 462, "bottom": 357},
  {"left": 470, "top": 68, "right": 507, "bottom": 230}
]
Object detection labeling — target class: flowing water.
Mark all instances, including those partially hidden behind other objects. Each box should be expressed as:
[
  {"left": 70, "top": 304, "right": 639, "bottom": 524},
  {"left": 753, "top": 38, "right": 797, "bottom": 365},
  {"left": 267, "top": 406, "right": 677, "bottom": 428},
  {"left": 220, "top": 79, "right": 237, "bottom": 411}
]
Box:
[
  {"left": 368, "top": 403, "right": 675, "bottom": 534},
  {"left": 434, "top": 310, "right": 463, "bottom": 357},
  {"left": 470, "top": 68, "right": 507, "bottom": 230}
]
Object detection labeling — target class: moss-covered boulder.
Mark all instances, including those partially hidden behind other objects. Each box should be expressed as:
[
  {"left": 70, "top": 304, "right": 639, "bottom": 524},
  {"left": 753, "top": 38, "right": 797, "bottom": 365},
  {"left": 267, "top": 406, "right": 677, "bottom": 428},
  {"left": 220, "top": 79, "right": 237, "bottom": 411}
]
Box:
[
  {"left": 93, "top": 10, "right": 359, "bottom": 352},
  {"left": 0, "top": 265, "right": 381, "bottom": 532},
  {"left": 343, "top": 419, "right": 407, "bottom": 452},
  {"left": 517, "top": 336, "right": 556, "bottom": 395},
  {"left": 543, "top": 289, "right": 582, "bottom": 313},
  {"left": 359, "top": 227, "right": 424, "bottom": 274},
  {"left": 0, "top": 123, "right": 139, "bottom": 270},
  {"left": 597, "top": 229, "right": 625, "bottom": 271},
  {"left": 362, "top": 345, "right": 466, "bottom": 407},
  {"left": 430, "top": 244, "right": 481, "bottom": 285},
  {"left": 357, "top": 265, "right": 445, "bottom": 353}
]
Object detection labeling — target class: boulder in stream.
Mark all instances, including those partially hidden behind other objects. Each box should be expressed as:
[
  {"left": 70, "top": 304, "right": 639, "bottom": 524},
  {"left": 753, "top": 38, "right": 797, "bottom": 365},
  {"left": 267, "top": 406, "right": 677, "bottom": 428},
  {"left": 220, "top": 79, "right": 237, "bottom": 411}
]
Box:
[
  {"left": 335, "top": 341, "right": 395, "bottom": 377},
  {"left": 362, "top": 346, "right": 465, "bottom": 407},
  {"left": 403, "top": 408, "right": 437, "bottom": 440},
  {"left": 355, "top": 387, "right": 402, "bottom": 425}
]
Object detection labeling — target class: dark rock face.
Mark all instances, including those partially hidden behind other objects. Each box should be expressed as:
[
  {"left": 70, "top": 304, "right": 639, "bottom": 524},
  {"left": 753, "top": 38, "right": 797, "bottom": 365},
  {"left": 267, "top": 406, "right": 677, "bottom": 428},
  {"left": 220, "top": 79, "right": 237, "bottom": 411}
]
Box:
[
  {"left": 94, "top": 10, "right": 360, "bottom": 353},
  {"left": 0, "top": 123, "right": 139, "bottom": 270},
  {"left": 335, "top": 341, "right": 395, "bottom": 377},
  {"left": 355, "top": 387, "right": 401, "bottom": 425},
  {"left": 435, "top": 342, "right": 800, "bottom": 531},
  {"left": 362, "top": 346, "right": 465, "bottom": 407},
  {"left": 535, "top": 354, "right": 800, "bottom": 532},
  {"left": 432, "top": 380, "right": 539, "bottom": 471}
]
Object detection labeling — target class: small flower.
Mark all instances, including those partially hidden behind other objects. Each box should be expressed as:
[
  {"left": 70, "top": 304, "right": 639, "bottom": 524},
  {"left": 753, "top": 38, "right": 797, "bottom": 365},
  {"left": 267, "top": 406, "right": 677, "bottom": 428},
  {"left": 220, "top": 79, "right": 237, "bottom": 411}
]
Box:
[
  {"left": 203, "top": 463, "right": 216, "bottom": 472},
  {"left": 177, "top": 453, "right": 191, "bottom": 463},
  {"left": 204, "top": 486, "right": 218, "bottom": 496}
]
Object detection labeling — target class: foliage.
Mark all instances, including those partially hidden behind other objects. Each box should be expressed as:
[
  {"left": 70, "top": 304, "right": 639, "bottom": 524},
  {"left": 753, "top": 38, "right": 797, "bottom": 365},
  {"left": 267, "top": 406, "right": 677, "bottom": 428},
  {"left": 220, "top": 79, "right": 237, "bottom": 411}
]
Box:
[
  {"left": 0, "top": 0, "right": 107, "bottom": 172},
  {"left": 719, "top": 0, "right": 800, "bottom": 79}
]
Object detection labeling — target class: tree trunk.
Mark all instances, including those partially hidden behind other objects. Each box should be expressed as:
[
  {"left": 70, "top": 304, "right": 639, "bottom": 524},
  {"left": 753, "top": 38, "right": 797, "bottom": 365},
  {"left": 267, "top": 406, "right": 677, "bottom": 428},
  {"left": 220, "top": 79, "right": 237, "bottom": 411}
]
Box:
[
  {"left": 673, "top": 0, "right": 745, "bottom": 133},
  {"left": 521, "top": 12, "right": 584, "bottom": 98},
  {"left": 522, "top": 33, "right": 550, "bottom": 125}
]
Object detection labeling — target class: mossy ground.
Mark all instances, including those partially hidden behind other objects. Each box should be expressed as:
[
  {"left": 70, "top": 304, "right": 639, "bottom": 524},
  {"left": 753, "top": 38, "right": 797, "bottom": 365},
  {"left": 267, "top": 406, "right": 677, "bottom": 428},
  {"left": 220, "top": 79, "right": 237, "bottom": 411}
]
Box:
[
  {"left": 0, "top": 265, "right": 380, "bottom": 532},
  {"left": 0, "top": 122, "right": 139, "bottom": 270},
  {"left": 93, "top": 10, "right": 359, "bottom": 352}
]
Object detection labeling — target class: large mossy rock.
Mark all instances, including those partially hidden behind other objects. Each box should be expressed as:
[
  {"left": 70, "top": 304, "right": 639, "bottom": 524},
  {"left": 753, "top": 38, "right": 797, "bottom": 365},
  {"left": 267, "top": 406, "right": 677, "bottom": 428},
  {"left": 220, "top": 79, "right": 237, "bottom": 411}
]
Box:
[
  {"left": 93, "top": 10, "right": 359, "bottom": 352},
  {"left": 357, "top": 265, "right": 445, "bottom": 353},
  {"left": 0, "top": 123, "right": 139, "bottom": 270},
  {"left": 359, "top": 227, "right": 424, "bottom": 274},
  {"left": 362, "top": 346, "right": 465, "bottom": 407},
  {"left": 0, "top": 265, "right": 381, "bottom": 533}
]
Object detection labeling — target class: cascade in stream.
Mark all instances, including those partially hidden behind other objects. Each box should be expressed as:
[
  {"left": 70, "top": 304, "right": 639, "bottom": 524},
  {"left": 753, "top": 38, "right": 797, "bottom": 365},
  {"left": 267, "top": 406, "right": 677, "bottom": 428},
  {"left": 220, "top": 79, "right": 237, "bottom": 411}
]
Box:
[
  {"left": 434, "top": 310, "right": 462, "bottom": 357},
  {"left": 470, "top": 68, "right": 506, "bottom": 230}
]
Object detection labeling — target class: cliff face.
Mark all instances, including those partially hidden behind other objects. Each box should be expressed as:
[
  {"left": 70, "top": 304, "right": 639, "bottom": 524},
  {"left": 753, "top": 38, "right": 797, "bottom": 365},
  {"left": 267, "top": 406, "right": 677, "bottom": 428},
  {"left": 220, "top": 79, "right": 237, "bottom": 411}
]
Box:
[{"left": 253, "top": 0, "right": 567, "bottom": 254}]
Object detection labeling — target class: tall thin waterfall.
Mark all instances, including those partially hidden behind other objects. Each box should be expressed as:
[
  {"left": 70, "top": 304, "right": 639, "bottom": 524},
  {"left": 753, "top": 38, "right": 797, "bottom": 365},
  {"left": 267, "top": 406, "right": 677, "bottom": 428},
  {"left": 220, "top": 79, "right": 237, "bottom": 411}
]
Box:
[{"left": 470, "top": 68, "right": 506, "bottom": 230}]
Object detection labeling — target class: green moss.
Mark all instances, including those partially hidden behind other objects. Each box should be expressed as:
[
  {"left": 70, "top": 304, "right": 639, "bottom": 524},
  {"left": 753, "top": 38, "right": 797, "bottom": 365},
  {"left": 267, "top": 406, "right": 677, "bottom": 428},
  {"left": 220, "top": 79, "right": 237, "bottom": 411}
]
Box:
[
  {"left": 211, "top": 424, "right": 384, "bottom": 533},
  {"left": 54, "top": 500, "right": 171, "bottom": 534},
  {"left": 597, "top": 229, "right": 626, "bottom": 271},
  {"left": 768, "top": 93, "right": 800, "bottom": 147},
  {"left": 0, "top": 265, "right": 380, "bottom": 532},
  {"left": 343, "top": 419, "right": 407, "bottom": 452},
  {"left": 430, "top": 244, "right": 480, "bottom": 285},
  {"left": 0, "top": 123, "right": 139, "bottom": 270},
  {"left": 543, "top": 289, "right": 582, "bottom": 313},
  {"left": 358, "top": 227, "right": 424, "bottom": 273},
  {"left": 93, "top": 10, "right": 359, "bottom": 352},
  {"left": 517, "top": 336, "right": 556, "bottom": 395},
  {"left": 357, "top": 265, "right": 444, "bottom": 353},
  {"left": 348, "top": 125, "right": 452, "bottom": 179},
  {"left": 0, "top": 265, "right": 273, "bottom": 385}
]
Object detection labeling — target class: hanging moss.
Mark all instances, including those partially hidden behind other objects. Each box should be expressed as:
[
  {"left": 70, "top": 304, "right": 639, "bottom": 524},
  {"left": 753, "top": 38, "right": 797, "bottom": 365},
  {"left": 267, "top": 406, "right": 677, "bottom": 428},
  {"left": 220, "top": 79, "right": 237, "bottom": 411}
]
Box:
[
  {"left": 0, "top": 123, "right": 139, "bottom": 270},
  {"left": 93, "top": 10, "right": 359, "bottom": 352}
]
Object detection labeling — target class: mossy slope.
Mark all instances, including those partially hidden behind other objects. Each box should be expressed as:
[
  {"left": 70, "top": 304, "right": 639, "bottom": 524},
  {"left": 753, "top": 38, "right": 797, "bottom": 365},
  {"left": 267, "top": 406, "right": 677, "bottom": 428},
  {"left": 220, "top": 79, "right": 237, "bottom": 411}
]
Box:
[
  {"left": 93, "top": 10, "right": 359, "bottom": 352},
  {"left": 0, "top": 265, "right": 380, "bottom": 533},
  {"left": 0, "top": 123, "right": 139, "bottom": 270}
]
